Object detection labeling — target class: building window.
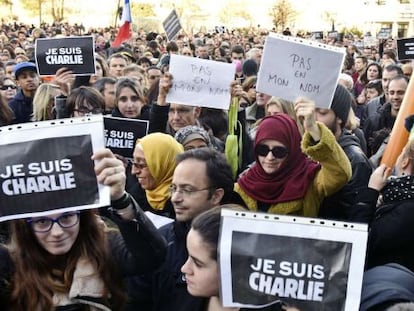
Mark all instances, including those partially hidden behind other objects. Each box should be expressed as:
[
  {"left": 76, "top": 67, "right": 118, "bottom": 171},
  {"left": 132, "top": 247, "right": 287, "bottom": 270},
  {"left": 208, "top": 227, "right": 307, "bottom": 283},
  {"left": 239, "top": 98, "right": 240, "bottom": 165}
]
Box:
[
  {"left": 399, "top": 0, "right": 410, "bottom": 3},
  {"left": 376, "top": 0, "right": 386, "bottom": 4}
]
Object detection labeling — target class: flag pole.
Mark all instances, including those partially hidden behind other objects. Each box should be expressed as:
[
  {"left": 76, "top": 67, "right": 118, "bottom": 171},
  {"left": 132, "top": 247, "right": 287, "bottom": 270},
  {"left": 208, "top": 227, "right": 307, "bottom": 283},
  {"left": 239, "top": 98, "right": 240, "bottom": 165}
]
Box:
[{"left": 114, "top": 0, "right": 121, "bottom": 28}]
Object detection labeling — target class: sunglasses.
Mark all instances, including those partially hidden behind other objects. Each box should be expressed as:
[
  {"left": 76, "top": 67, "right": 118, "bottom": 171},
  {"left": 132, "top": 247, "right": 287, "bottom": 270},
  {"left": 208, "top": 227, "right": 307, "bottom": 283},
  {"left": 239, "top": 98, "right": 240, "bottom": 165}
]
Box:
[
  {"left": 256, "top": 144, "right": 288, "bottom": 159},
  {"left": 0, "top": 85, "right": 17, "bottom": 90}
]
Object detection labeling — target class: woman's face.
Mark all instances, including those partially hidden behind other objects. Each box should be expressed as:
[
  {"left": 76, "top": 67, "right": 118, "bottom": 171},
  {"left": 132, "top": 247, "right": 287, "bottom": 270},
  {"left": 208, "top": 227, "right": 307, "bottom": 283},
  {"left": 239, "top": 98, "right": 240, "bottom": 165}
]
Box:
[
  {"left": 367, "top": 65, "right": 380, "bottom": 81},
  {"left": 31, "top": 212, "right": 80, "bottom": 255},
  {"left": 0, "top": 78, "right": 17, "bottom": 101},
  {"left": 257, "top": 139, "right": 288, "bottom": 174},
  {"left": 117, "top": 86, "right": 144, "bottom": 118},
  {"left": 266, "top": 103, "right": 282, "bottom": 116},
  {"left": 131, "top": 144, "right": 156, "bottom": 190},
  {"left": 183, "top": 138, "right": 208, "bottom": 151},
  {"left": 181, "top": 229, "right": 219, "bottom": 297}
]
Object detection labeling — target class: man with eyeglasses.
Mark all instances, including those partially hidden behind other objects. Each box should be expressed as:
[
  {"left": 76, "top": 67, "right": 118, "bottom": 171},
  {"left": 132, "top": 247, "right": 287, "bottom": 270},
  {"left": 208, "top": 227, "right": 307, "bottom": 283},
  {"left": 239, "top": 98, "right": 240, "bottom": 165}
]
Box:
[
  {"left": 126, "top": 148, "right": 244, "bottom": 311},
  {"left": 9, "top": 61, "right": 40, "bottom": 124}
]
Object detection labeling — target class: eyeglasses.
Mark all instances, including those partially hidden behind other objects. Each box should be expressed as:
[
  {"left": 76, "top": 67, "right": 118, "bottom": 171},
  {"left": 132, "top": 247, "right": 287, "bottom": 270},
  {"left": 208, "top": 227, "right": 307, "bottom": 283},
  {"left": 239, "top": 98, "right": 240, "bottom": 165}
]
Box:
[
  {"left": 131, "top": 161, "right": 148, "bottom": 170},
  {"left": 73, "top": 107, "right": 103, "bottom": 115},
  {"left": 256, "top": 144, "right": 288, "bottom": 159},
  {"left": 148, "top": 75, "right": 160, "bottom": 80},
  {"left": 27, "top": 211, "right": 80, "bottom": 233},
  {"left": 0, "top": 85, "right": 17, "bottom": 90},
  {"left": 169, "top": 185, "right": 211, "bottom": 196}
]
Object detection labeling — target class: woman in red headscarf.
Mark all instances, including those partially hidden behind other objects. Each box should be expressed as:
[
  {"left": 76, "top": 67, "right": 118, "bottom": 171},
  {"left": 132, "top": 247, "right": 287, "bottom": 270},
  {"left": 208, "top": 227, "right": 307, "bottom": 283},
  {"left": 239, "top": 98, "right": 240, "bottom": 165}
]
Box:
[{"left": 235, "top": 98, "right": 352, "bottom": 216}]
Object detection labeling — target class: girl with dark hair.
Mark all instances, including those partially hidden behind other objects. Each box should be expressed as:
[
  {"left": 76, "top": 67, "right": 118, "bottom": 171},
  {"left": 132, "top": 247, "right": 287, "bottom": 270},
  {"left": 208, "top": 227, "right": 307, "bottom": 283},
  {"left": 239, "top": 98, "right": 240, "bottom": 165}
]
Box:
[
  {"left": 182, "top": 205, "right": 300, "bottom": 311},
  {"left": 0, "top": 148, "right": 167, "bottom": 310},
  {"left": 112, "top": 77, "right": 149, "bottom": 120},
  {"left": 354, "top": 62, "right": 382, "bottom": 97}
]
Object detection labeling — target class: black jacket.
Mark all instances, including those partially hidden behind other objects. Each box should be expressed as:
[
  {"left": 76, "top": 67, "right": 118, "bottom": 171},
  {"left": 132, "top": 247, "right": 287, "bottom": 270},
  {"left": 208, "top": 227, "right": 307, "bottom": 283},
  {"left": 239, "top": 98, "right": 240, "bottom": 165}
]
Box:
[
  {"left": 318, "top": 130, "right": 372, "bottom": 221},
  {"left": 360, "top": 263, "right": 414, "bottom": 311},
  {"left": 0, "top": 201, "right": 167, "bottom": 310},
  {"left": 351, "top": 185, "right": 414, "bottom": 272},
  {"left": 125, "top": 221, "right": 204, "bottom": 311},
  {"left": 8, "top": 90, "right": 33, "bottom": 124}
]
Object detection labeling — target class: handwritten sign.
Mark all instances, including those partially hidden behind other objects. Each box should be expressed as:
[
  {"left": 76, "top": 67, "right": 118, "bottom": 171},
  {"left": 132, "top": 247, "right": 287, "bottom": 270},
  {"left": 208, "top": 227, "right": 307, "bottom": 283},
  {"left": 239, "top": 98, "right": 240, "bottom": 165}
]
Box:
[
  {"left": 219, "top": 209, "right": 367, "bottom": 310},
  {"left": 103, "top": 116, "right": 149, "bottom": 159},
  {"left": 167, "top": 54, "right": 235, "bottom": 110},
  {"left": 35, "top": 36, "right": 95, "bottom": 76},
  {"left": 397, "top": 37, "right": 414, "bottom": 61},
  {"left": 256, "top": 33, "right": 345, "bottom": 109},
  {"left": 0, "top": 115, "right": 108, "bottom": 221}
]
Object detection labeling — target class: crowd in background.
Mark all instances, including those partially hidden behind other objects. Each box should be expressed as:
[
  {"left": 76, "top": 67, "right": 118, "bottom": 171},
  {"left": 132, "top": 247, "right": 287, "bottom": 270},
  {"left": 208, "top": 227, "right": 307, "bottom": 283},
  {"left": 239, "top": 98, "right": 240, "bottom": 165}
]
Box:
[{"left": 1, "top": 19, "right": 414, "bottom": 311}]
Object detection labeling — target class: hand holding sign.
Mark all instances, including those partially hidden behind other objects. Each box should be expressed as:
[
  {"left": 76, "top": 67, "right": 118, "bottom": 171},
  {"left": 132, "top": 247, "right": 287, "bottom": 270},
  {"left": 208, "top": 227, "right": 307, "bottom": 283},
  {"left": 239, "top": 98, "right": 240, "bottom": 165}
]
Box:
[
  {"left": 157, "top": 73, "right": 174, "bottom": 106},
  {"left": 92, "top": 148, "right": 126, "bottom": 201},
  {"left": 294, "top": 98, "right": 320, "bottom": 142}
]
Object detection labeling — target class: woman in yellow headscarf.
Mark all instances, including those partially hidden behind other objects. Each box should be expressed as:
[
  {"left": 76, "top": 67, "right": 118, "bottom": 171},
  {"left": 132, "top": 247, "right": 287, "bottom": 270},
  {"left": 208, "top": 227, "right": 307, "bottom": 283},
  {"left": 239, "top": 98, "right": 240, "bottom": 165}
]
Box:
[{"left": 132, "top": 132, "right": 184, "bottom": 218}]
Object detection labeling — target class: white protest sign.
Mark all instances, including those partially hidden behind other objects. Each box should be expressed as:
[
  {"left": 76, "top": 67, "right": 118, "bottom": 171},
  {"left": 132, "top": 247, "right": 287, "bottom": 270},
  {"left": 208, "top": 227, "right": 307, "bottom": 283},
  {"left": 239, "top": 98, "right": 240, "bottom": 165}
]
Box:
[
  {"left": 219, "top": 209, "right": 367, "bottom": 310},
  {"left": 0, "top": 115, "right": 109, "bottom": 221},
  {"left": 167, "top": 54, "right": 235, "bottom": 110},
  {"left": 257, "top": 33, "right": 345, "bottom": 108}
]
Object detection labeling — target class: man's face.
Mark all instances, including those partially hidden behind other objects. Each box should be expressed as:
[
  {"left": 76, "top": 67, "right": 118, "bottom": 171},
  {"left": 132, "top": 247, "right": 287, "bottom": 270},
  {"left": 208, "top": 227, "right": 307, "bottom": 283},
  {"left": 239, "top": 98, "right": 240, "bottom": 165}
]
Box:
[
  {"left": 147, "top": 68, "right": 161, "bottom": 86},
  {"left": 16, "top": 70, "right": 39, "bottom": 94},
  {"left": 108, "top": 57, "right": 127, "bottom": 77},
  {"left": 315, "top": 108, "right": 341, "bottom": 136},
  {"left": 168, "top": 103, "right": 199, "bottom": 132},
  {"left": 197, "top": 46, "right": 209, "bottom": 59},
  {"left": 354, "top": 58, "right": 366, "bottom": 73},
  {"left": 5, "top": 64, "right": 14, "bottom": 79},
  {"left": 388, "top": 78, "right": 408, "bottom": 115},
  {"left": 231, "top": 52, "right": 244, "bottom": 62},
  {"left": 102, "top": 82, "right": 116, "bottom": 110},
  {"left": 171, "top": 159, "right": 216, "bottom": 222},
  {"left": 382, "top": 69, "right": 400, "bottom": 96}
]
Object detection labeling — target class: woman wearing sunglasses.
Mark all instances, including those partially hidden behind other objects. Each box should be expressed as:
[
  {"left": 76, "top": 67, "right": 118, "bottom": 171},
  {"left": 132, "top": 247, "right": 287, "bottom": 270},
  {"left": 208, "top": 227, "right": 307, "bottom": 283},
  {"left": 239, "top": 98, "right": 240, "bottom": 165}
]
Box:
[
  {"left": 234, "top": 99, "right": 351, "bottom": 216},
  {"left": 0, "top": 148, "right": 167, "bottom": 310},
  {"left": 0, "top": 76, "right": 17, "bottom": 103}
]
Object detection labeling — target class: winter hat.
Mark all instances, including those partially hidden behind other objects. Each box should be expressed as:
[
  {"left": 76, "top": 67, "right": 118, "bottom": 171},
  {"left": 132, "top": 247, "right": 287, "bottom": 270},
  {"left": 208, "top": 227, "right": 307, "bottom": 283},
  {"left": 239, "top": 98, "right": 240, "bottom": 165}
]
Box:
[
  {"left": 330, "top": 84, "right": 352, "bottom": 125},
  {"left": 242, "top": 59, "right": 258, "bottom": 77}
]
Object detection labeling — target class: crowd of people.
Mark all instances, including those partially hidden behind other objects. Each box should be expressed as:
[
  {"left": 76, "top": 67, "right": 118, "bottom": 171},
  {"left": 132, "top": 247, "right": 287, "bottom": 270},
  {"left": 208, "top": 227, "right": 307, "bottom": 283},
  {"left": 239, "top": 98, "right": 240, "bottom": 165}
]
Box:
[{"left": 0, "top": 18, "right": 414, "bottom": 310}]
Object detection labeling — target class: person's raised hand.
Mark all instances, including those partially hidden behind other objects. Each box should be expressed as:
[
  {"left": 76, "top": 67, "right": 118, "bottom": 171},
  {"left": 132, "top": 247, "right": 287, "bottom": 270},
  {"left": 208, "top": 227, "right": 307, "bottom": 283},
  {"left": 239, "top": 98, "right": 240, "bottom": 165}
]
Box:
[{"left": 92, "top": 148, "right": 126, "bottom": 200}]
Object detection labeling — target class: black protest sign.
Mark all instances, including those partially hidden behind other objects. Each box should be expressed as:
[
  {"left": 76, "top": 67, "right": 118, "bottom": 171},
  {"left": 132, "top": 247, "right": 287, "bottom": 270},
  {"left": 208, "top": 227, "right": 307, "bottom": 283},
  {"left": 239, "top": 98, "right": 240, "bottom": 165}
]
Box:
[
  {"left": 35, "top": 36, "right": 95, "bottom": 76},
  {"left": 397, "top": 37, "right": 414, "bottom": 60},
  {"left": 103, "top": 116, "right": 149, "bottom": 159},
  {"left": 163, "top": 9, "right": 182, "bottom": 41},
  {"left": 0, "top": 135, "right": 98, "bottom": 218},
  {"left": 219, "top": 210, "right": 368, "bottom": 310},
  {"left": 231, "top": 232, "right": 351, "bottom": 310}
]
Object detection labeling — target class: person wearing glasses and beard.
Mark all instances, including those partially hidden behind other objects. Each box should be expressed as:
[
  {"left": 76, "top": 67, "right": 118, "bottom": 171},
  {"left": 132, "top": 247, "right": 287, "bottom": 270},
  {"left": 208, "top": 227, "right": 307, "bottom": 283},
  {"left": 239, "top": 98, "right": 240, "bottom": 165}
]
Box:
[{"left": 234, "top": 97, "right": 351, "bottom": 216}]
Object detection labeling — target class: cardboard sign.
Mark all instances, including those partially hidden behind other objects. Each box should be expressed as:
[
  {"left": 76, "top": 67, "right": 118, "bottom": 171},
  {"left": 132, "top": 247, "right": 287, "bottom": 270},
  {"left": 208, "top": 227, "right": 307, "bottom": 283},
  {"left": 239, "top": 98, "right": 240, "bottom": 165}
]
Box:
[
  {"left": 397, "top": 37, "right": 414, "bottom": 60},
  {"left": 167, "top": 54, "right": 235, "bottom": 110},
  {"left": 0, "top": 115, "right": 108, "bottom": 221},
  {"left": 377, "top": 28, "right": 391, "bottom": 39},
  {"left": 219, "top": 209, "right": 368, "bottom": 310},
  {"left": 35, "top": 36, "right": 96, "bottom": 76},
  {"left": 163, "top": 9, "right": 182, "bottom": 42},
  {"left": 256, "top": 33, "right": 345, "bottom": 109},
  {"left": 103, "top": 116, "right": 149, "bottom": 159}
]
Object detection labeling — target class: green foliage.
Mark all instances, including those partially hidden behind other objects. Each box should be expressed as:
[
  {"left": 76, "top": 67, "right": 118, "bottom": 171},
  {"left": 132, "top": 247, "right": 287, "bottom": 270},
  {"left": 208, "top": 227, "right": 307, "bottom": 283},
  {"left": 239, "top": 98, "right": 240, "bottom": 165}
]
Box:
[
  {"left": 341, "top": 26, "right": 363, "bottom": 38},
  {"left": 131, "top": 3, "right": 156, "bottom": 18},
  {"left": 269, "top": 0, "right": 297, "bottom": 31}
]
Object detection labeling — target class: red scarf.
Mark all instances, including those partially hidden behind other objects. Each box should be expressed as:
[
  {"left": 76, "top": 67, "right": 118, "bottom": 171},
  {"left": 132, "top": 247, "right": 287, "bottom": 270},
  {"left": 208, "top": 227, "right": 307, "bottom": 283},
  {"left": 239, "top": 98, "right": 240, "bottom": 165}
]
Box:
[{"left": 238, "top": 114, "right": 320, "bottom": 204}]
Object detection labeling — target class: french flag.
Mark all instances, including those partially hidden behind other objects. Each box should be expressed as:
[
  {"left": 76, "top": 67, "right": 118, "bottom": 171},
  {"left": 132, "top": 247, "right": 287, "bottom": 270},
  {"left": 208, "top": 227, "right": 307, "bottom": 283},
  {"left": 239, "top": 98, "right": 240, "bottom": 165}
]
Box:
[{"left": 112, "top": 0, "right": 132, "bottom": 48}]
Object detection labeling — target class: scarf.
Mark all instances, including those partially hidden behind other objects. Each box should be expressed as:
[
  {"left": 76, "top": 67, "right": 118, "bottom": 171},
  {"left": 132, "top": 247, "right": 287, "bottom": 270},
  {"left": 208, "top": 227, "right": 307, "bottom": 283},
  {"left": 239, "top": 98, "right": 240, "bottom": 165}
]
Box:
[
  {"left": 138, "top": 133, "right": 184, "bottom": 210},
  {"left": 238, "top": 114, "right": 320, "bottom": 204},
  {"left": 382, "top": 175, "right": 414, "bottom": 204}
]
